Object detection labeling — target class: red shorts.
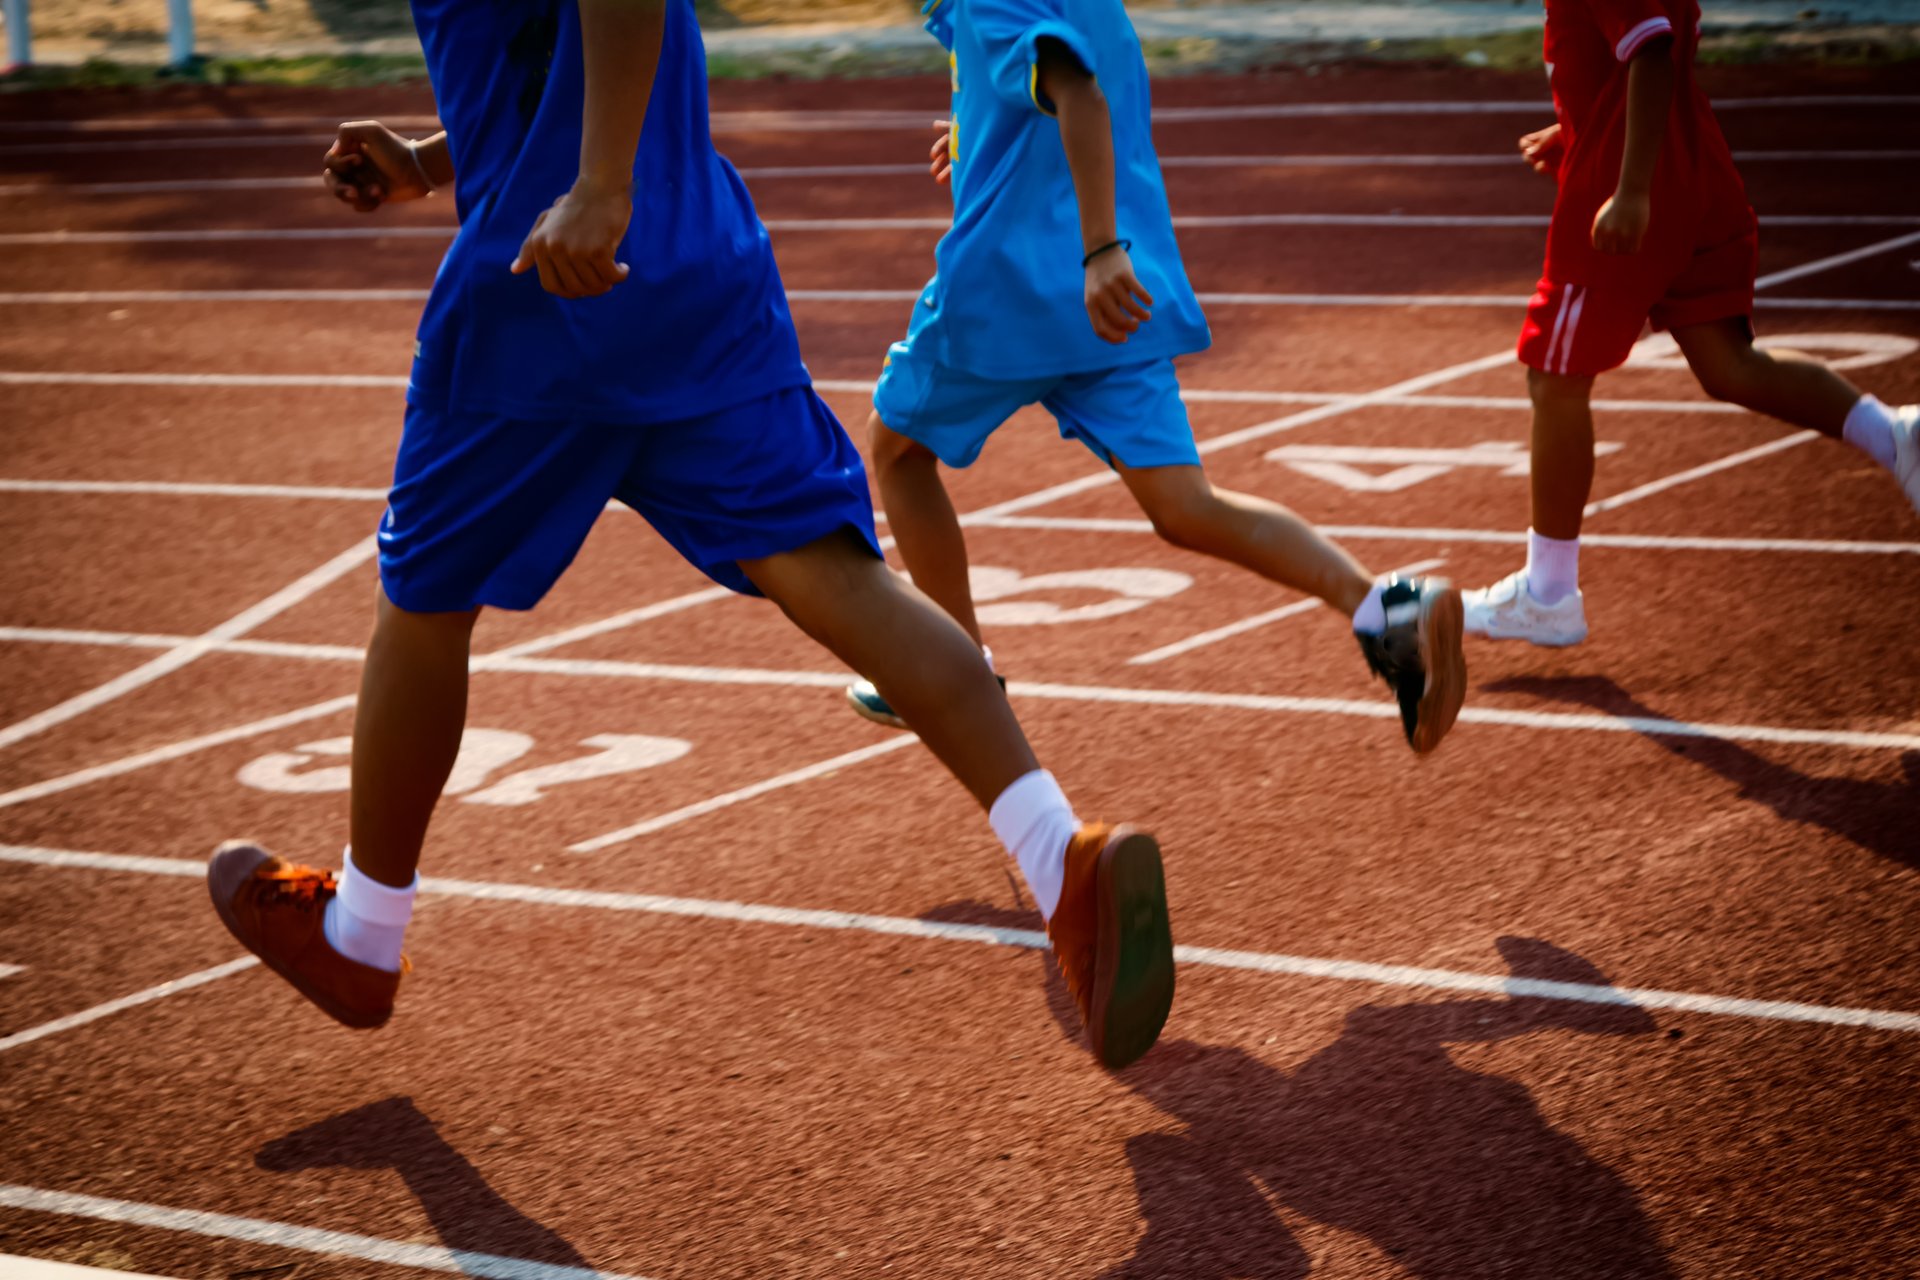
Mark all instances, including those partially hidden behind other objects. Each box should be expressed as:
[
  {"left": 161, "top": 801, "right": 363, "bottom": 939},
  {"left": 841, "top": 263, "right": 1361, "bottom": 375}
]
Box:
[{"left": 1517, "top": 223, "right": 1757, "bottom": 377}]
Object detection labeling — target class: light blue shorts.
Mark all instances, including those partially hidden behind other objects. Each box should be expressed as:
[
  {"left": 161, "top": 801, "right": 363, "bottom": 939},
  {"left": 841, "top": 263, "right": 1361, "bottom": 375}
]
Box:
[{"left": 871, "top": 340, "right": 1200, "bottom": 471}]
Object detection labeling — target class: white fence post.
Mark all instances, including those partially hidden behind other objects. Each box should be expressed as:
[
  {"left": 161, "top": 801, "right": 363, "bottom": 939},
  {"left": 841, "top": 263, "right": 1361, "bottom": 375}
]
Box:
[
  {"left": 3, "top": 0, "right": 29, "bottom": 70},
  {"left": 167, "top": 0, "right": 195, "bottom": 67}
]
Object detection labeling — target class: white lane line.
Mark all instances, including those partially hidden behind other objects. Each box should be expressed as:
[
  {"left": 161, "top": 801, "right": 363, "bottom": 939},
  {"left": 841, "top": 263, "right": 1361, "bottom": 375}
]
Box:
[
  {"left": 1753, "top": 229, "right": 1920, "bottom": 290},
  {"left": 7, "top": 214, "right": 1916, "bottom": 244},
  {"left": 0, "top": 226, "right": 453, "bottom": 244},
  {"left": 1583, "top": 431, "right": 1820, "bottom": 518},
  {"left": 2, "top": 626, "right": 1912, "bottom": 821},
  {"left": 0, "top": 98, "right": 1905, "bottom": 135},
  {"left": 0, "top": 1185, "right": 656, "bottom": 1280},
  {"left": 570, "top": 736, "right": 920, "bottom": 853},
  {"left": 0, "top": 478, "right": 388, "bottom": 501},
  {"left": 2, "top": 141, "right": 1911, "bottom": 167},
  {"left": 0, "top": 627, "right": 363, "bottom": 663},
  {"left": 1128, "top": 557, "right": 1446, "bottom": 666},
  {"left": 6, "top": 289, "right": 1909, "bottom": 312},
  {"left": 1002, "top": 679, "right": 1920, "bottom": 751},
  {"left": 0, "top": 694, "right": 359, "bottom": 812},
  {"left": 0, "top": 536, "right": 375, "bottom": 756},
  {"left": 0, "top": 958, "right": 258, "bottom": 1054},
  {"left": 973, "top": 514, "right": 1920, "bottom": 556},
  {"left": 5, "top": 842, "right": 1920, "bottom": 1032},
  {"left": 0, "top": 371, "right": 1749, "bottom": 416},
  {"left": 0, "top": 114, "right": 442, "bottom": 134},
  {"left": 0, "top": 177, "right": 320, "bottom": 196},
  {"left": 1160, "top": 150, "right": 1920, "bottom": 168},
  {"left": 0, "top": 370, "right": 409, "bottom": 388}
]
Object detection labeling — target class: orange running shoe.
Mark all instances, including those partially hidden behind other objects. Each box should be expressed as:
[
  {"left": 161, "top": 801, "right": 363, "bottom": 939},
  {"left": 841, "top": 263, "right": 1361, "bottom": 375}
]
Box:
[
  {"left": 1046, "top": 823, "right": 1174, "bottom": 1069},
  {"left": 207, "top": 841, "right": 402, "bottom": 1029}
]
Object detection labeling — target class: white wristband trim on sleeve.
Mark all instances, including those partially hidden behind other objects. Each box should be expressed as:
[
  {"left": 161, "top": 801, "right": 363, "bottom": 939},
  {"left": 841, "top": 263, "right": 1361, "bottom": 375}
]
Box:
[{"left": 1615, "top": 15, "right": 1674, "bottom": 61}]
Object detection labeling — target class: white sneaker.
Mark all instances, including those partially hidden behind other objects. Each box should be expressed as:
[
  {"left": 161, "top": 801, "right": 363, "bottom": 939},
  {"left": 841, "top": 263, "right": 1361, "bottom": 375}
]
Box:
[
  {"left": 1462, "top": 568, "right": 1588, "bottom": 647},
  {"left": 1892, "top": 404, "right": 1920, "bottom": 517}
]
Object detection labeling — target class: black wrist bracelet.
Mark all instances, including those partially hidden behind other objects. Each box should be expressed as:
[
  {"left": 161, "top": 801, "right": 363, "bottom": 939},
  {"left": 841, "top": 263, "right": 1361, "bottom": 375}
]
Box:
[{"left": 1082, "top": 238, "right": 1131, "bottom": 267}]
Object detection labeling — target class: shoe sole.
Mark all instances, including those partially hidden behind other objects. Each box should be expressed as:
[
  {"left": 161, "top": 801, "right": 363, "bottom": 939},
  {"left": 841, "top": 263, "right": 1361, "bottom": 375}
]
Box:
[
  {"left": 1474, "top": 621, "right": 1588, "bottom": 648},
  {"left": 1411, "top": 585, "right": 1467, "bottom": 754},
  {"left": 207, "top": 840, "right": 391, "bottom": 1030},
  {"left": 1088, "top": 828, "right": 1175, "bottom": 1070},
  {"left": 845, "top": 687, "right": 908, "bottom": 731}
]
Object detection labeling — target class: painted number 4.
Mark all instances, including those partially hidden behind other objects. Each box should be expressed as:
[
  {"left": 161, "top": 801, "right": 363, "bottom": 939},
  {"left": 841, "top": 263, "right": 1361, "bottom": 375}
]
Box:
[{"left": 237, "top": 730, "right": 691, "bottom": 806}]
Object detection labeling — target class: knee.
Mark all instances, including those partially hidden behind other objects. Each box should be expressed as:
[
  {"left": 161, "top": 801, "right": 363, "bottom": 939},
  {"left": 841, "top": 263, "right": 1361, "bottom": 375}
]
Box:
[
  {"left": 1691, "top": 347, "right": 1765, "bottom": 404},
  {"left": 1526, "top": 366, "right": 1592, "bottom": 412},
  {"left": 1143, "top": 485, "right": 1221, "bottom": 552},
  {"left": 867, "top": 414, "right": 936, "bottom": 476}
]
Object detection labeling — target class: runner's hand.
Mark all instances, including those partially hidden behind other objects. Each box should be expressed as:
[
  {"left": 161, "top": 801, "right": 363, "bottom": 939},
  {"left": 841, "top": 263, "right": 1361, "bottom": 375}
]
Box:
[
  {"left": 930, "top": 119, "right": 952, "bottom": 185},
  {"left": 511, "top": 179, "right": 633, "bottom": 299},
  {"left": 1085, "top": 246, "right": 1153, "bottom": 343},
  {"left": 323, "top": 121, "right": 434, "bottom": 213},
  {"left": 1592, "top": 190, "right": 1651, "bottom": 254},
  {"left": 1518, "top": 122, "right": 1564, "bottom": 178}
]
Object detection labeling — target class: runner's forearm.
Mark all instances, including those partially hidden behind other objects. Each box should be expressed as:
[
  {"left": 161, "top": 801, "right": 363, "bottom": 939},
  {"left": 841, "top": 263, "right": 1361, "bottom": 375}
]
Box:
[
  {"left": 1616, "top": 36, "right": 1675, "bottom": 197},
  {"left": 576, "top": 0, "right": 668, "bottom": 193},
  {"left": 1038, "top": 39, "right": 1117, "bottom": 254}
]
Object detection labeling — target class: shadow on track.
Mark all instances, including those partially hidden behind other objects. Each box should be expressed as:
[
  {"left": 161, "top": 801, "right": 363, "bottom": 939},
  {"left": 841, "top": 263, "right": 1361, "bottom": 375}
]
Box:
[
  {"left": 924, "top": 902, "right": 1674, "bottom": 1279},
  {"left": 1489, "top": 674, "right": 1920, "bottom": 868},
  {"left": 255, "top": 1095, "right": 596, "bottom": 1277}
]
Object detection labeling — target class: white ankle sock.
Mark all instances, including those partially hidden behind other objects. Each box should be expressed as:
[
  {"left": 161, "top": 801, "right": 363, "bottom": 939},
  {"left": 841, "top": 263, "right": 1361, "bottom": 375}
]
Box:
[
  {"left": 1843, "top": 395, "right": 1898, "bottom": 469},
  {"left": 1351, "top": 579, "right": 1389, "bottom": 635},
  {"left": 322, "top": 849, "right": 415, "bottom": 973},
  {"left": 988, "top": 770, "right": 1077, "bottom": 920},
  {"left": 1525, "top": 528, "right": 1580, "bottom": 604}
]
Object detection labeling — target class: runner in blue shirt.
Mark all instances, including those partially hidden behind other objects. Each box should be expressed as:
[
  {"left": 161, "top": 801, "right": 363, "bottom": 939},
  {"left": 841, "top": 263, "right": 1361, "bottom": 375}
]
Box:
[
  {"left": 205, "top": 0, "right": 1175, "bottom": 1072},
  {"left": 849, "top": 0, "right": 1467, "bottom": 756}
]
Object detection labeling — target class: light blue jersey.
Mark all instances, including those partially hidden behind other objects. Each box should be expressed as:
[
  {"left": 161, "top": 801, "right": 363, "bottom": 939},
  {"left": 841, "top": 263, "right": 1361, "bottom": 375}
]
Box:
[{"left": 907, "top": 0, "right": 1210, "bottom": 379}]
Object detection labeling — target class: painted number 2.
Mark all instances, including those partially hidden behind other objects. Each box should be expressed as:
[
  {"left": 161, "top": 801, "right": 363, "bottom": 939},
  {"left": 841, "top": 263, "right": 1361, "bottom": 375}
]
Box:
[{"left": 237, "top": 730, "right": 691, "bottom": 807}]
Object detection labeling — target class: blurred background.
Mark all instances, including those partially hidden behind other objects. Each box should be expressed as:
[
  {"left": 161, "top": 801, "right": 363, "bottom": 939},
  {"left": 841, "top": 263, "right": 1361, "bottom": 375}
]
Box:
[{"left": 5, "top": 0, "right": 1918, "bottom": 82}]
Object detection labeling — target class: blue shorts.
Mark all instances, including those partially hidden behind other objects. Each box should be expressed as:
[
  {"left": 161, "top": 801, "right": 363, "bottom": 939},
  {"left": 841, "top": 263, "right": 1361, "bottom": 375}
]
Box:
[
  {"left": 871, "top": 342, "right": 1200, "bottom": 471},
  {"left": 378, "top": 385, "right": 880, "bottom": 612}
]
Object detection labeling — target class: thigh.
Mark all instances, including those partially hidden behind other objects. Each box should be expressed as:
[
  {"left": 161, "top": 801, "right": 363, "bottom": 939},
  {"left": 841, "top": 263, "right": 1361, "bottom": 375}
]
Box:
[
  {"left": 871, "top": 335, "right": 1044, "bottom": 469},
  {"left": 379, "top": 404, "right": 639, "bottom": 613},
  {"left": 1043, "top": 358, "right": 1199, "bottom": 469},
  {"left": 1517, "top": 277, "right": 1660, "bottom": 378},
  {"left": 1651, "top": 222, "right": 1757, "bottom": 335},
  {"left": 616, "top": 386, "right": 883, "bottom": 597}
]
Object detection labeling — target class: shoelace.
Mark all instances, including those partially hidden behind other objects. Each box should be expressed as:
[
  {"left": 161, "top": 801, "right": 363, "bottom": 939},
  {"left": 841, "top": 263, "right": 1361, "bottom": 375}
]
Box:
[{"left": 257, "top": 864, "right": 334, "bottom": 908}]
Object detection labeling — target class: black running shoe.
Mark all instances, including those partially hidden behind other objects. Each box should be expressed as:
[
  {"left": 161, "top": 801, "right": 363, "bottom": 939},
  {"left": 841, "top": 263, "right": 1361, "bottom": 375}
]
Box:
[{"left": 1354, "top": 575, "right": 1466, "bottom": 754}]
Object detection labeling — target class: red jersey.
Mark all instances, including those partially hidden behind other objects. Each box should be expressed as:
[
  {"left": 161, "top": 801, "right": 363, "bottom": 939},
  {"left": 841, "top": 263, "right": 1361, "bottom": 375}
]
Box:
[
  {"left": 1519, "top": 0, "right": 1759, "bottom": 375},
  {"left": 1543, "top": 0, "right": 1750, "bottom": 275}
]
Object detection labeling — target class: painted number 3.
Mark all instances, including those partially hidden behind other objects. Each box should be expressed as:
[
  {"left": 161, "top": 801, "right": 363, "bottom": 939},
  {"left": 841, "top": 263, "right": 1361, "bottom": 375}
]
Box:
[{"left": 237, "top": 730, "right": 692, "bottom": 806}]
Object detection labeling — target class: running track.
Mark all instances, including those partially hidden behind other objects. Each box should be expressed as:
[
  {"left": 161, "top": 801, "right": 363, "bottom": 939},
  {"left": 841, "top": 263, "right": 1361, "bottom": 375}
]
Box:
[{"left": 1, "top": 66, "right": 1917, "bottom": 1279}]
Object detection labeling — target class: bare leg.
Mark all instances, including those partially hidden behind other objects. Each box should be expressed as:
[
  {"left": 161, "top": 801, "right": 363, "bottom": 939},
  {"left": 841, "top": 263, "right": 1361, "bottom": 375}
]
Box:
[
  {"left": 1115, "top": 461, "right": 1373, "bottom": 616},
  {"left": 741, "top": 528, "right": 1036, "bottom": 808},
  {"left": 867, "top": 411, "right": 985, "bottom": 646},
  {"left": 1671, "top": 316, "right": 1861, "bottom": 435},
  {"left": 1527, "top": 366, "right": 1598, "bottom": 541},
  {"left": 348, "top": 590, "right": 478, "bottom": 888}
]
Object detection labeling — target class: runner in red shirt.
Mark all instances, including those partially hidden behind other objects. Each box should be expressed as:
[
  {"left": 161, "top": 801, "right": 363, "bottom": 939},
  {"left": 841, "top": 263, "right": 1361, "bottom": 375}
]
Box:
[{"left": 1463, "top": 0, "right": 1918, "bottom": 646}]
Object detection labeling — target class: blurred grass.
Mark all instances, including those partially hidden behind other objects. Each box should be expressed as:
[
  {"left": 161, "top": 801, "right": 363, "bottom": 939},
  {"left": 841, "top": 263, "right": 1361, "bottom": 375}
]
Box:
[{"left": 4, "top": 20, "right": 1917, "bottom": 91}]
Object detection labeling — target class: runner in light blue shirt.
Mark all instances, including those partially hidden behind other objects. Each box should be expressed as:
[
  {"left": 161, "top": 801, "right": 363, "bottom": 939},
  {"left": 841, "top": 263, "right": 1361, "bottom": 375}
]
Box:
[{"left": 852, "top": 0, "right": 1470, "bottom": 757}]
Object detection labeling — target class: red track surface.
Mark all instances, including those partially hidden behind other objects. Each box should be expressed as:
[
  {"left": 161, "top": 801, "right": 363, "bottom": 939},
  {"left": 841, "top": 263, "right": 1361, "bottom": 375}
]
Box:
[{"left": 2, "top": 65, "right": 1918, "bottom": 1280}]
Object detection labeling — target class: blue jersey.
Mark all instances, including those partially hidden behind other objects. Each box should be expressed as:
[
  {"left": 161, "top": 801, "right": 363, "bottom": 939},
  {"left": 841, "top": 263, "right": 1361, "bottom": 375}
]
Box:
[
  {"left": 909, "top": 0, "right": 1210, "bottom": 379},
  {"left": 406, "top": 0, "right": 808, "bottom": 424}
]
